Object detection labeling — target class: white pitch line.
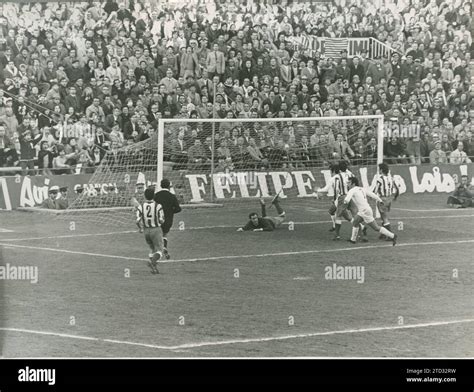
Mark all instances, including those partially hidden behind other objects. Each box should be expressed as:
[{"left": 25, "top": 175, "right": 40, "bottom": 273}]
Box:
[
  {"left": 166, "top": 239, "right": 474, "bottom": 263},
  {"left": 0, "top": 230, "right": 137, "bottom": 242},
  {"left": 0, "top": 328, "right": 100, "bottom": 343},
  {"left": 394, "top": 214, "right": 474, "bottom": 220},
  {"left": 291, "top": 213, "right": 474, "bottom": 225},
  {"left": 0, "top": 243, "right": 146, "bottom": 262},
  {"left": 164, "top": 318, "right": 474, "bottom": 350},
  {"left": 1, "top": 239, "right": 474, "bottom": 265},
  {"left": 1, "top": 318, "right": 473, "bottom": 352},
  {"left": 393, "top": 208, "right": 468, "bottom": 212},
  {"left": 1, "top": 213, "right": 473, "bottom": 243},
  {"left": 303, "top": 207, "right": 330, "bottom": 212}
]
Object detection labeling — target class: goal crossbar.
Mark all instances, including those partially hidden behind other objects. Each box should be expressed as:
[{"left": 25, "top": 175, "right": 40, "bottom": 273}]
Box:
[{"left": 158, "top": 115, "right": 383, "bottom": 124}]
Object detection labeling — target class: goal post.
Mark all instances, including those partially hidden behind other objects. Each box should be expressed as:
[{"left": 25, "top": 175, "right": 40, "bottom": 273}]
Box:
[{"left": 157, "top": 119, "right": 165, "bottom": 189}]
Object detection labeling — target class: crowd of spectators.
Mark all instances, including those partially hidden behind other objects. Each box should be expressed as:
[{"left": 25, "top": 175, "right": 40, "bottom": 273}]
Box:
[{"left": 0, "top": 0, "right": 473, "bottom": 176}]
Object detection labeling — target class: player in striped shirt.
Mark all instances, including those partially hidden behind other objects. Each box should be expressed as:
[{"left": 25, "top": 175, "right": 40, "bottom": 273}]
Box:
[
  {"left": 343, "top": 177, "right": 397, "bottom": 246},
  {"left": 317, "top": 161, "right": 359, "bottom": 240},
  {"left": 317, "top": 163, "right": 350, "bottom": 231},
  {"left": 372, "top": 163, "right": 399, "bottom": 239},
  {"left": 136, "top": 188, "right": 165, "bottom": 274}
]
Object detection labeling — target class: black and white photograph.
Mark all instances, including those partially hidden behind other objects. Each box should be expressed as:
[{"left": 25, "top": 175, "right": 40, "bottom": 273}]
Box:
[{"left": 0, "top": 0, "right": 473, "bottom": 386}]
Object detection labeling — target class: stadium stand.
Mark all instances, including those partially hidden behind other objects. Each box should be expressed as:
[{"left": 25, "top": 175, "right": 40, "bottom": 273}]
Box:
[{"left": 0, "top": 0, "right": 472, "bottom": 175}]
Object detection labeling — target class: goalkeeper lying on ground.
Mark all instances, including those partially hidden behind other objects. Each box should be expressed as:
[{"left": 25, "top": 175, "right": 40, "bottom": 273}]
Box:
[{"left": 237, "top": 195, "right": 286, "bottom": 232}]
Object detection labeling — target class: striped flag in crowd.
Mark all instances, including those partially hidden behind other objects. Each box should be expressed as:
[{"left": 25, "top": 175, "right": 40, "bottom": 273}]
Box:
[{"left": 323, "top": 38, "right": 348, "bottom": 58}]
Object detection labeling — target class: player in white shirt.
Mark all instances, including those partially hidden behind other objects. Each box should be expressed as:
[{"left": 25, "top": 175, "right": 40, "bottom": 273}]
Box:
[
  {"left": 317, "top": 161, "right": 361, "bottom": 240},
  {"left": 343, "top": 177, "right": 397, "bottom": 246}
]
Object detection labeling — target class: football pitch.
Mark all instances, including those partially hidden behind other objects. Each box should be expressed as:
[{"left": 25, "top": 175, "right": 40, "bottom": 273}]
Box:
[{"left": 0, "top": 193, "right": 473, "bottom": 357}]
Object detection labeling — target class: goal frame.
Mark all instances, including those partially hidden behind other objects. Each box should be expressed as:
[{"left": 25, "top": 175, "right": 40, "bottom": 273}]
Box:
[{"left": 157, "top": 115, "right": 385, "bottom": 200}]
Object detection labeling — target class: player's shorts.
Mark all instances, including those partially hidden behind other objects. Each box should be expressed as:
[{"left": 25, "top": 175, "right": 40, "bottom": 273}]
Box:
[
  {"left": 161, "top": 221, "right": 173, "bottom": 235},
  {"left": 144, "top": 227, "right": 163, "bottom": 251},
  {"left": 377, "top": 196, "right": 393, "bottom": 214},
  {"left": 357, "top": 207, "right": 375, "bottom": 224},
  {"left": 265, "top": 216, "right": 285, "bottom": 228},
  {"left": 335, "top": 195, "right": 346, "bottom": 217}
]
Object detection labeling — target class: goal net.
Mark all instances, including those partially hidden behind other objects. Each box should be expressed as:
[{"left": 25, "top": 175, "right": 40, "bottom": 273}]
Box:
[
  {"left": 156, "top": 115, "right": 384, "bottom": 204},
  {"left": 59, "top": 115, "right": 384, "bottom": 228}
]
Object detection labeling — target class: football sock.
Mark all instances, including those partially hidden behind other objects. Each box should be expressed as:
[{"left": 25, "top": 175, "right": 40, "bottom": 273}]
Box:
[
  {"left": 379, "top": 227, "right": 394, "bottom": 239},
  {"left": 383, "top": 223, "right": 391, "bottom": 232},
  {"left": 261, "top": 204, "right": 267, "bottom": 217},
  {"left": 273, "top": 200, "right": 284, "bottom": 215},
  {"left": 163, "top": 237, "right": 168, "bottom": 249},
  {"left": 330, "top": 215, "right": 336, "bottom": 229},
  {"left": 335, "top": 222, "right": 342, "bottom": 236},
  {"left": 351, "top": 226, "right": 359, "bottom": 242}
]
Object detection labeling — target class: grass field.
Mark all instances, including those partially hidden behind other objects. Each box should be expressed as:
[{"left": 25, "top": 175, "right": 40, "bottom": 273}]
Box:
[{"left": 0, "top": 193, "right": 473, "bottom": 357}]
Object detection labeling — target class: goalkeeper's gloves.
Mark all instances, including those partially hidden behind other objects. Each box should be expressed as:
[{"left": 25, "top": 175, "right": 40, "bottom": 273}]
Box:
[
  {"left": 253, "top": 228, "right": 264, "bottom": 232},
  {"left": 236, "top": 227, "right": 244, "bottom": 232}
]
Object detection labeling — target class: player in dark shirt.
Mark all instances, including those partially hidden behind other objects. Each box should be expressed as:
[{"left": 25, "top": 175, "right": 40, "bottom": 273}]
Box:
[
  {"left": 447, "top": 175, "right": 473, "bottom": 208},
  {"left": 154, "top": 178, "right": 182, "bottom": 259},
  {"left": 237, "top": 195, "right": 286, "bottom": 232}
]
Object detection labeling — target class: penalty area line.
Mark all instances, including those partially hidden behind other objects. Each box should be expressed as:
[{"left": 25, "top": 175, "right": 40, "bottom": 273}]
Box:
[
  {"left": 167, "top": 238, "right": 474, "bottom": 263},
  {"left": 1, "top": 239, "right": 474, "bottom": 264},
  {"left": 1, "top": 318, "right": 473, "bottom": 353},
  {"left": 165, "top": 318, "right": 474, "bottom": 350},
  {"left": 173, "top": 213, "right": 474, "bottom": 229},
  {"left": 393, "top": 207, "right": 470, "bottom": 212},
  {"left": 1, "top": 213, "right": 473, "bottom": 242},
  {"left": 0, "top": 243, "right": 146, "bottom": 262},
  {"left": 0, "top": 230, "right": 137, "bottom": 242}
]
